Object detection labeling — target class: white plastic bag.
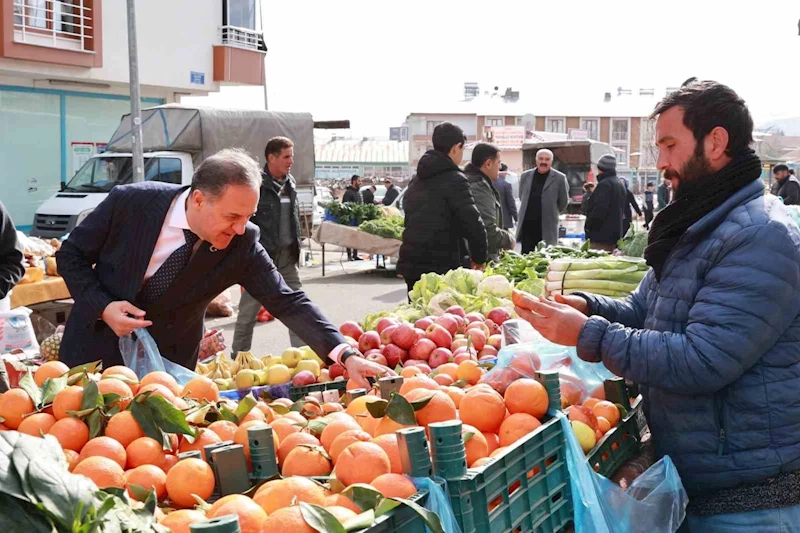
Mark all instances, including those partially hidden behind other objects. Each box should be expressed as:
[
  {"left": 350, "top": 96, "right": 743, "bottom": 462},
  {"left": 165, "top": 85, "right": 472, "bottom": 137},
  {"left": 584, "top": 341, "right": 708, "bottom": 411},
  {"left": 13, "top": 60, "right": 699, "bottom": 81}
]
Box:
[{"left": 0, "top": 307, "right": 39, "bottom": 353}]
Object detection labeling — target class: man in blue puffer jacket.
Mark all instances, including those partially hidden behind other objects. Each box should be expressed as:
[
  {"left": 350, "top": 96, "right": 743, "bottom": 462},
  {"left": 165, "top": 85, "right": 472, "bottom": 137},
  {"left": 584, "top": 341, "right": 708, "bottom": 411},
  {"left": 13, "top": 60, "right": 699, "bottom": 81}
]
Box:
[{"left": 515, "top": 80, "right": 800, "bottom": 531}]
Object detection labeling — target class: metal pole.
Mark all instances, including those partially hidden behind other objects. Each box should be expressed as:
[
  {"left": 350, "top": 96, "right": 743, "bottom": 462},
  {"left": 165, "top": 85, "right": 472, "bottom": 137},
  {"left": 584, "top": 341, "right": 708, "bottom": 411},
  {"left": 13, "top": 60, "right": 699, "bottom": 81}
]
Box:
[{"left": 126, "top": 0, "right": 144, "bottom": 182}]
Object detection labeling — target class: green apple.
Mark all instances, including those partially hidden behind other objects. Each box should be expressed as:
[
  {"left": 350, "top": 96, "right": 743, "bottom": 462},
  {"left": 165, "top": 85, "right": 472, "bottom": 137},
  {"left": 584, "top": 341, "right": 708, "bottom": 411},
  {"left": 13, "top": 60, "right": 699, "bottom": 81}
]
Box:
[
  {"left": 296, "top": 359, "right": 321, "bottom": 378},
  {"left": 281, "top": 348, "right": 304, "bottom": 368}
]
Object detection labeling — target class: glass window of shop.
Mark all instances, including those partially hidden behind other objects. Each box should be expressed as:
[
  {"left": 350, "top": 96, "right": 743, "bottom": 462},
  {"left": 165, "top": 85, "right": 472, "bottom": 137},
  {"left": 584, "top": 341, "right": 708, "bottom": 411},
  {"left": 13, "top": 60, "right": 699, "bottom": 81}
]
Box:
[{"left": 0, "top": 91, "right": 61, "bottom": 228}]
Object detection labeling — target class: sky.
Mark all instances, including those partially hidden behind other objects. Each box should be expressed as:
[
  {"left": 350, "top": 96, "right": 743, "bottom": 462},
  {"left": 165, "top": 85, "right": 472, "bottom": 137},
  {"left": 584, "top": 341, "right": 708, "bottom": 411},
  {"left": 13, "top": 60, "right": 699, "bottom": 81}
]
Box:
[{"left": 184, "top": 0, "right": 800, "bottom": 136}]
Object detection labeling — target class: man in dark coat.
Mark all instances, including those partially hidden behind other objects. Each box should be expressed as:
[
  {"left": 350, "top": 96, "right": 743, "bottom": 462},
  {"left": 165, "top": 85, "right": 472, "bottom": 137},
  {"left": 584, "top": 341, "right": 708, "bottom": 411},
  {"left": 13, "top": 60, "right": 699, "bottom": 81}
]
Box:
[
  {"left": 643, "top": 182, "right": 655, "bottom": 229},
  {"left": 56, "top": 148, "right": 392, "bottom": 387},
  {"left": 382, "top": 179, "right": 399, "bottom": 206},
  {"left": 496, "top": 163, "right": 518, "bottom": 230},
  {"left": 362, "top": 185, "right": 376, "bottom": 205},
  {"left": 773, "top": 164, "right": 800, "bottom": 205},
  {"left": 516, "top": 149, "right": 569, "bottom": 251},
  {"left": 341, "top": 175, "right": 363, "bottom": 260},
  {"left": 580, "top": 182, "right": 595, "bottom": 216},
  {"left": 583, "top": 154, "right": 626, "bottom": 251},
  {"left": 621, "top": 177, "right": 642, "bottom": 237},
  {"left": 656, "top": 177, "right": 671, "bottom": 211},
  {"left": 0, "top": 201, "right": 24, "bottom": 302},
  {"left": 398, "top": 122, "right": 487, "bottom": 294}
]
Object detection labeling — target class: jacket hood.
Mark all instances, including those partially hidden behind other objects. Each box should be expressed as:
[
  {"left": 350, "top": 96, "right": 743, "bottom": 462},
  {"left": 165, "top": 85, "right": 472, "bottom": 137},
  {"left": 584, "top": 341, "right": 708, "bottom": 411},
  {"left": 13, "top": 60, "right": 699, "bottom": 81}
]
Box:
[
  {"left": 463, "top": 163, "right": 491, "bottom": 184},
  {"left": 417, "top": 150, "right": 461, "bottom": 180}
]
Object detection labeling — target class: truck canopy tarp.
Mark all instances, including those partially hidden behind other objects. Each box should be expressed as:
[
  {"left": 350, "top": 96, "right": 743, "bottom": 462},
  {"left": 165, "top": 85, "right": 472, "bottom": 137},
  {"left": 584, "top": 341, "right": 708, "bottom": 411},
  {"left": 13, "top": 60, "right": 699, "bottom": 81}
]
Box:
[{"left": 105, "top": 105, "right": 315, "bottom": 185}]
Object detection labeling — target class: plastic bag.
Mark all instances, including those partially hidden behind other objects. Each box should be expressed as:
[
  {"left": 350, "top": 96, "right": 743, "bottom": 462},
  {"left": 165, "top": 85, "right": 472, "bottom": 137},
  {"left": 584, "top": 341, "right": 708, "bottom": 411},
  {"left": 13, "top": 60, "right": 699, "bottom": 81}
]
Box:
[
  {"left": 501, "top": 318, "right": 542, "bottom": 346},
  {"left": 0, "top": 307, "right": 39, "bottom": 353},
  {"left": 120, "top": 328, "right": 199, "bottom": 386},
  {"left": 557, "top": 410, "right": 688, "bottom": 532},
  {"left": 410, "top": 476, "right": 462, "bottom": 533}
]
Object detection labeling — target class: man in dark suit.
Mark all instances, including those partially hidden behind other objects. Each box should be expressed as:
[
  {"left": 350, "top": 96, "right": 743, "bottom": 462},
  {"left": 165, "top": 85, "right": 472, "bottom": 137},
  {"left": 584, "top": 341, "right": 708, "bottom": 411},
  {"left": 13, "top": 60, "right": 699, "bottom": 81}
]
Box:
[
  {"left": 382, "top": 178, "right": 399, "bottom": 205},
  {"left": 56, "top": 149, "right": 391, "bottom": 387},
  {"left": 496, "top": 164, "right": 518, "bottom": 230},
  {"left": 362, "top": 185, "right": 376, "bottom": 205}
]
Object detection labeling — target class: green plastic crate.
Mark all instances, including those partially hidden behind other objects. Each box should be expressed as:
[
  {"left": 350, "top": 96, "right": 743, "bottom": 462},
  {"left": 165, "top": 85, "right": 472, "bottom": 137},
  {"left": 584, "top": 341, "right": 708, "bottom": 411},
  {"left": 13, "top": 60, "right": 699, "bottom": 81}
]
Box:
[
  {"left": 358, "top": 482, "right": 441, "bottom": 533},
  {"left": 289, "top": 379, "right": 349, "bottom": 401}
]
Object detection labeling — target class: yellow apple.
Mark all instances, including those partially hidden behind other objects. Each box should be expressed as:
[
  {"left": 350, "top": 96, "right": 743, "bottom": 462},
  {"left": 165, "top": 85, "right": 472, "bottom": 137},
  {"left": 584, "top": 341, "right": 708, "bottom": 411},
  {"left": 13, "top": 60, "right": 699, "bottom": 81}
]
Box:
[
  {"left": 299, "top": 346, "right": 326, "bottom": 367},
  {"left": 267, "top": 364, "right": 292, "bottom": 386},
  {"left": 281, "top": 348, "right": 304, "bottom": 368},
  {"left": 296, "top": 359, "right": 321, "bottom": 378},
  {"left": 571, "top": 420, "right": 597, "bottom": 454},
  {"left": 262, "top": 355, "right": 282, "bottom": 367}
]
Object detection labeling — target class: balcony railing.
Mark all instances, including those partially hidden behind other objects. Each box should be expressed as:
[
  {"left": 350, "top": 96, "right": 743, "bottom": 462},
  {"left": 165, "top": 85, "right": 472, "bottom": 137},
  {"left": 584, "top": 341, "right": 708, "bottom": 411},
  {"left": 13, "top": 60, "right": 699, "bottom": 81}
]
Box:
[
  {"left": 13, "top": 0, "right": 93, "bottom": 53},
  {"left": 221, "top": 25, "right": 266, "bottom": 52}
]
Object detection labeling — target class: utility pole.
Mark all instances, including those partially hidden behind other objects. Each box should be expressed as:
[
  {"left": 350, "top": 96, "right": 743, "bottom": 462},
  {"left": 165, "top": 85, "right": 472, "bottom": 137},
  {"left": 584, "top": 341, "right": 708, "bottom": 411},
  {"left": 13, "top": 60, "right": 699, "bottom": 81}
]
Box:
[{"left": 126, "top": 0, "right": 144, "bottom": 182}]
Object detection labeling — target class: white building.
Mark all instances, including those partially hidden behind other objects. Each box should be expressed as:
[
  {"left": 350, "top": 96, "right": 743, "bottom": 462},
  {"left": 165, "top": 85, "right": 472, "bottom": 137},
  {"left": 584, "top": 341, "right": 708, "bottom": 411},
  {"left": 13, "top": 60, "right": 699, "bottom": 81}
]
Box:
[{"left": 1, "top": 0, "right": 266, "bottom": 229}]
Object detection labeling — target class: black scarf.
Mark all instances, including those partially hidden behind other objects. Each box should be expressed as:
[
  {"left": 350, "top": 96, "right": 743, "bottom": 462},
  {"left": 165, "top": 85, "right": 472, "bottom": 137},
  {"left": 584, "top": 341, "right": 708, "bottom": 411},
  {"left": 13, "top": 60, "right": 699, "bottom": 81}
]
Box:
[{"left": 644, "top": 149, "right": 762, "bottom": 281}]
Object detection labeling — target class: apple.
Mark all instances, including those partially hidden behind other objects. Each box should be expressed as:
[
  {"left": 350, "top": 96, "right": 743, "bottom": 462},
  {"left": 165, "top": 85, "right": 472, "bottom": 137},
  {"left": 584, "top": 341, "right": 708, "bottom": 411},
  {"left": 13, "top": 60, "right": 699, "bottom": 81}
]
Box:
[
  {"left": 296, "top": 359, "right": 321, "bottom": 377},
  {"left": 450, "top": 338, "right": 469, "bottom": 352},
  {"left": 343, "top": 336, "right": 360, "bottom": 350},
  {"left": 429, "top": 348, "right": 453, "bottom": 368},
  {"left": 453, "top": 353, "right": 472, "bottom": 365},
  {"left": 376, "top": 317, "right": 400, "bottom": 334},
  {"left": 339, "top": 321, "right": 364, "bottom": 340},
  {"left": 328, "top": 363, "right": 345, "bottom": 379},
  {"left": 485, "top": 319, "right": 501, "bottom": 335},
  {"left": 383, "top": 344, "right": 408, "bottom": 368},
  {"left": 465, "top": 312, "right": 485, "bottom": 324},
  {"left": 380, "top": 325, "right": 399, "bottom": 345},
  {"left": 414, "top": 328, "right": 426, "bottom": 343},
  {"left": 409, "top": 338, "right": 436, "bottom": 361},
  {"left": 466, "top": 321, "right": 491, "bottom": 338},
  {"left": 366, "top": 352, "right": 388, "bottom": 366},
  {"left": 466, "top": 329, "right": 487, "bottom": 351},
  {"left": 434, "top": 315, "right": 459, "bottom": 337},
  {"left": 479, "top": 346, "right": 498, "bottom": 358},
  {"left": 392, "top": 324, "right": 418, "bottom": 350},
  {"left": 292, "top": 370, "right": 317, "bottom": 387},
  {"left": 404, "top": 360, "right": 432, "bottom": 374},
  {"left": 488, "top": 334, "right": 503, "bottom": 350},
  {"left": 487, "top": 308, "right": 511, "bottom": 326},
  {"left": 334, "top": 376, "right": 345, "bottom": 382},
  {"left": 358, "top": 331, "right": 381, "bottom": 352},
  {"left": 364, "top": 348, "right": 383, "bottom": 358},
  {"left": 446, "top": 306, "right": 466, "bottom": 319},
  {"left": 479, "top": 355, "right": 496, "bottom": 362},
  {"left": 453, "top": 346, "right": 478, "bottom": 359},
  {"left": 281, "top": 348, "right": 304, "bottom": 368},
  {"left": 426, "top": 324, "right": 453, "bottom": 348},
  {"left": 415, "top": 317, "right": 434, "bottom": 330},
  {"left": 318, "top": 369, "right": 331, "bottom": 383}
]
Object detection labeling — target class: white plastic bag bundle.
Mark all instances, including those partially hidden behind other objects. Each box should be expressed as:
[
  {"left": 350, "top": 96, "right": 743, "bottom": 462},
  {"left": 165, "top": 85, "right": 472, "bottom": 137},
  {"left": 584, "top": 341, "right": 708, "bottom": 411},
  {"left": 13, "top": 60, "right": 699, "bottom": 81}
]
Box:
[{"left": 0, "top": 307, "right": 40, "bottom": 353}]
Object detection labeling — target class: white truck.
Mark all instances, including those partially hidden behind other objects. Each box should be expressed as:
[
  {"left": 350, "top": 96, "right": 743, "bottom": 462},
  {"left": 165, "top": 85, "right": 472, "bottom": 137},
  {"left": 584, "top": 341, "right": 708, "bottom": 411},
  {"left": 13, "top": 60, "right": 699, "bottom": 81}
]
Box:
[{"left": 31, "top": 105, "right": 318, "bottom": 238}]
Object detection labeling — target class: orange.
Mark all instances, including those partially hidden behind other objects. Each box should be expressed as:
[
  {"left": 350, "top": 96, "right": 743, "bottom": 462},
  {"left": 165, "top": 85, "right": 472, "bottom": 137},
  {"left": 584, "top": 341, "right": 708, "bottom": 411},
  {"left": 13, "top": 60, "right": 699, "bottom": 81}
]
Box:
[
  {"left": 336, "top": 442, "right": 390, "bottom": 487},
  {"left": 181, "top": 376, "right": 220, "bottom": 403},
  {"left": 399, "top": 375, "right": 439, "bottom": 396},
  {"left": 138, "top": 383, "right": 177, "bottom": 405},
  {"left": 327, "top": 506, "right": 358, "bottom": 523},
  {"left": 459, "top": 388, "right": 506, "bottom": 433},
  {"left": 0, "top": 389, "right": 35, "bottom": 429},
  {"left": 97, "top": 378, "right": 134, "bottom": 409},
  {"left": 162, "top": 454, "right": 179, "bottom": 473},
  {"left": 490, "top": 446, "right": 508, "bottom": 458},
  {"left": 592, "top": 401, "right": 620, "bottom": 427},
  {"left": 127, "top": 437, "right": 167, "bottom": 470},
  {"left": 79, "top": 436, "right": 127, "bottom": 469},
  {"left": 240, "top": 407, "right": 266, "bottom": 424},
  {"left": 400, "top": 366, "right": 422, "bottom": 379},
  {"left": 283, "top": 411, "right": 308, "bottom": 424},
  {"left": 326, "top": 493, "right": 362, "bottom": 514},
  {"left": 283, "top": 445, "right": 332, "bottom": 477},
  {"left": 434, "top": 374, "right": 454, "bottom": 386},
  {"left": 277, "top": 432, "right": 321, "bottom": 465},
  {"left": 360, "top": 414, "right": 381, "bottom": 436},
  {"left": 371, "top": 473, "right": 417, "bottom": 499},
  {"left": 207, "top": 494, "right": 267, "bottom": 533},
  {"left": 371, "top": 434, "right": 403, "bottom": 474},
  {"left": 48, "top": 417, "right": 89, "bottom": 451},
  {"left": 596, "top": 416, "right": 611, "bottom": 434},
  {"left": 504, "top": 378, "right": 549, "bottom": 420},
  {"left": 53, "top": 385, "right": 84, "bottom": 420},
  {"left": 101, "top": 366, "right": 140, "bottom": 394},
  {"left": 472, "top": 457, "right": 492, "bottom": 468},
  {"left": 499, "top": 413, "right": 542, "bottom": 447},
  {"left": 270, "top": 417, "right": 302, "bottom": 443},
  {"left": 462, "top": 424, "right": 489, "bottom": 467},
  {"left": 159, "top": 509, "right": 207, "bottom": 533},
  {"left": 446, "top": 387, "right": 465, "bottom": 408},
  {"left": 63, "top": 448, "right": 80, "bottom": 471},
  {"left": 582, "top": 398, "right": 601, "bottom": 411},
  {"left": 322, "top": 402, "right": 344, "bottom": 414},
  {"left": 346, "top": 395, "right": 383, "bottom": 417},
  {"left": 404, "top": 389, "right": 457, "bottom": 428},
  {"left": 320, "top": 417, "right": 362, "bottom": 452},
  {"left": 373, "top": 415, "right": 416, "bottom": 437},
  {"left": 457, "top": 360, "right": 482, "bottom": 385},
  {"left": 234, "top": 421, "right": 280, "bottom": 464},
  {"left": 165, "top": 458, "right": 215, "bottom": 508},
  {"left": 18, "top": 412, "right": 57, "bottom": 437},
  {"left": 207, "top": 420, "right": 238, "bottom": 442},
  {"left": 260, "top": 506, "right": 316, "bottom": 533},
  {"left": 178, "top": 428, "right": 222, "bottom": 461},
  {"left": 483, "top": 432, "right": 500, "bottom": 456},
  {"left": 140, "top": 371, "right": 181, "bottom": 396},
  {"left": 255, "top": 401, "right": 276, "bottom": 422},
  {"left": 73, "top": 456, "right": 126, "bottom": 488},
  {"left": 105, "top": 410, "right": 145, "bottom": 448},
  {"left": 125, "top": 464, "right": 167, "bottom": 500},
  {"left": 253, "top": 476, "right": 328, "bottom": 515},
  {"left": 437, "top": 363, "right": 459, "bottom": 381},
  {"left": 330, "top": 429, "right": 372, "bottom": 464},
  {"left": 34, "top": 361, "right": 69, "bottom": 387},
  {"left": 0, "top": 423, "right": 7, "bottom": 431}
]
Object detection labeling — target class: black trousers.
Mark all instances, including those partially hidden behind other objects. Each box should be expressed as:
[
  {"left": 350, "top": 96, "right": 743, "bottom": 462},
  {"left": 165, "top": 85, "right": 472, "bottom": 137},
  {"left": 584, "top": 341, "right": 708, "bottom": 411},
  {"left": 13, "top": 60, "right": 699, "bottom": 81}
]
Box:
[{"left": 644, "top": 208, "right": 654, "bottom": 229}]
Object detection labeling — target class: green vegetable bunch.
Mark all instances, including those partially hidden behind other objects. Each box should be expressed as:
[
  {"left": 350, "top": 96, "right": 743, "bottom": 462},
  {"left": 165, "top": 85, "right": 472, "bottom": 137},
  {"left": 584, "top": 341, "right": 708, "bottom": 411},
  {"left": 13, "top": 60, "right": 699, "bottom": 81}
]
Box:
[
  {"left": 358, "top": 216, "right": 404, "bottom": 240},
  {"left": 325, "top": 202, "right": 382, "bottom": 225}
]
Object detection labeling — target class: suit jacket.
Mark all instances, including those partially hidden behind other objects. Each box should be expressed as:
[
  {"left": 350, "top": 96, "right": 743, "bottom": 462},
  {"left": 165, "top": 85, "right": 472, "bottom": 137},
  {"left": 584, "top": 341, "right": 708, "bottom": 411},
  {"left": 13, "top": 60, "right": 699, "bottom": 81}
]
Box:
[
  {"left": 495, "top": 176, "right": 518, "bottom": 229},
  {"left": 516, "top": 168, "right": 569, "bottom": 245},
  {"left": 56, "top": 182, "right": 346, "bottom": 370}
]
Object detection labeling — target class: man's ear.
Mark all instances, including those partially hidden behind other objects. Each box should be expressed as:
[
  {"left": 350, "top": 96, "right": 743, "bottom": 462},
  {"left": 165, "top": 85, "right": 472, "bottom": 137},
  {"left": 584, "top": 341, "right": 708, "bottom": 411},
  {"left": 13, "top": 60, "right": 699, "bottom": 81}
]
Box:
[{"left": 706, "top": 126, "right": 730, "bottom": 162}]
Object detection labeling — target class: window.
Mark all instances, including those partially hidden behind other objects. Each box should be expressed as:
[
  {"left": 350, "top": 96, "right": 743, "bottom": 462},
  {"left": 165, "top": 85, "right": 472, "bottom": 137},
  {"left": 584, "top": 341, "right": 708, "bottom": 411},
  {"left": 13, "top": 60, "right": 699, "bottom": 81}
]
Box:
[
  {"left": 426, "top": 121, "right": 443, "bottom": 136},
  {"left": 640, "top": 119, "right": 658, "bottom": 169},
  {"left": 515, "top": 116, "right": 524, "bottom": 126},
  {"left": 612, "top": 145, "right": 628, "bottom": 167},
  {"left": 611, "top": 119, "right": 629, "bottom": 142},
  {"left": 485, "top": 116, "right": 504, "bottom": 127},
  {"left": 224, "top": 0, "right": 256, "bottom": 29},
  {"left": 580, "top": 118, "right": 599, "bottom": 140},
  {"left": 545, "top": 117, "right": 565, "bottom": 133}
]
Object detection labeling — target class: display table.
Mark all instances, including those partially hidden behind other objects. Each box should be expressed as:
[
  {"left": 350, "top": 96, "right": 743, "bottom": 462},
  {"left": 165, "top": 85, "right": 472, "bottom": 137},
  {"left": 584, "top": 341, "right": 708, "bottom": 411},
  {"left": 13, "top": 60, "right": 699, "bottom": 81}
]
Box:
[
  {"left": 312, "top": 221, "right": 402, "bottom": 276},
  {"left": 11, "top": 277, "right": 71, "bottom": 308}
]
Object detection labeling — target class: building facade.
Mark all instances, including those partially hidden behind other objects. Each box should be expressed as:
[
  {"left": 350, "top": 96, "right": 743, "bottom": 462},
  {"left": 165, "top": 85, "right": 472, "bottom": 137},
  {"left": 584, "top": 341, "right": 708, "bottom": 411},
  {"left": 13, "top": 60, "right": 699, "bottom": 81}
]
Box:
[
  {"left": 315, "top": 139, "right": 411, "bottom": 183},
  {"left": 1, "top": 0, "right": 266, "bottom": 229}
]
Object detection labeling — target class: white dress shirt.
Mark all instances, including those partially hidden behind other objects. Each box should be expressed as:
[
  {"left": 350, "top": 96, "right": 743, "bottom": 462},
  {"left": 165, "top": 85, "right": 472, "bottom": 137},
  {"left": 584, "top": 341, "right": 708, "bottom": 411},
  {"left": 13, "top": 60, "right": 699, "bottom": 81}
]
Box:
[{"left": 144, "top": 188, "right": 193, "bottom": 281}]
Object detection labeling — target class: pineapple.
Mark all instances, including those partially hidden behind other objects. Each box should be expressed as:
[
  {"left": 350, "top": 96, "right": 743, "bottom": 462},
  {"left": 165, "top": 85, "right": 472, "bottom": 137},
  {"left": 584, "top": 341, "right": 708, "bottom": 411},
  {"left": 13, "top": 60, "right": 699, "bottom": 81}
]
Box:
[{"left": 40, "top": 332, "right": 62, "bottom": 362}]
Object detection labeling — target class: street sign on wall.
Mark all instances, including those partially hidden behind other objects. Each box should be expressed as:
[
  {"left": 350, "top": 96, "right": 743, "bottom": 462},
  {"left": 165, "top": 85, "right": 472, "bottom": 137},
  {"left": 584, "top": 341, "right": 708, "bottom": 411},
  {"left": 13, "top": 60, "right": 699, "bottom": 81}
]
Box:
[
  {"left": 389, "top": 127, "right": 409, "bottom": 141},
  {"left": 485, "top": 126, "right": 525, "bottom": 150}
]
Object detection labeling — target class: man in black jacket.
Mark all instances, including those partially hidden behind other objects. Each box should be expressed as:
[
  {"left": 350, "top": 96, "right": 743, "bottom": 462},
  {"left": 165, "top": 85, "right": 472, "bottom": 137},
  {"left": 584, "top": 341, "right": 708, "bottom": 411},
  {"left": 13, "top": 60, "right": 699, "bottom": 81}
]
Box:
[
  {"left": 584, "top": 154, "right": 626, "bottom": 251},
  {"left": 580, "top": 182, "right": 595, "bottom": 216},
  {"left": 233, "top": 137, "right": 304, "bottom": 353},
  {"left": 0, "top": 202, "right": 24, "bottom": 302},
  {"left": 773, "top": 164, "right": 800, "bottom": 205},
  {"left": 496, "top": 163, "right": 518, "bottom": 230},
  {"left": 398, "top": 122, "right": 488, "bottom": 294},
  {"left": 362, "top": 185, "right": 376, "bottom": 205},
  {"left": 622, "top": 177, "right": 642, "bottom": 237},
  {"left": 382, "top": 179, "right": 399, "bottom": 206},
  {"left": 656, "top": 177, "right": 671, "bottom": 212},
  {"left": 643, "top": 182, "right": 655, "bottom": 229},
  {"left": 342, "top": 175, "right": 363, "bottom": 260}
]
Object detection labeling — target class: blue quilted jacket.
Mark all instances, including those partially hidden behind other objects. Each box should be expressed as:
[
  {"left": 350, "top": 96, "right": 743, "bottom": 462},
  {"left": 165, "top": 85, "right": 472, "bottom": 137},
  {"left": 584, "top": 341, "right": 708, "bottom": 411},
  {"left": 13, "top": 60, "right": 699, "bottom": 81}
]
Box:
[{"left": 577, "top": 179, "right": 800, "bottom": 496}]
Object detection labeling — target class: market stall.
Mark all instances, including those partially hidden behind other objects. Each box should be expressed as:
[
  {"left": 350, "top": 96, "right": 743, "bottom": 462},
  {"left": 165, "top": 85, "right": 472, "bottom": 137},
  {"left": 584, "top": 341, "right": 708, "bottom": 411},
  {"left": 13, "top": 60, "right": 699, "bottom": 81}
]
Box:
[{"left": 312, "top": 220, "right": 402, "bottom": 276}]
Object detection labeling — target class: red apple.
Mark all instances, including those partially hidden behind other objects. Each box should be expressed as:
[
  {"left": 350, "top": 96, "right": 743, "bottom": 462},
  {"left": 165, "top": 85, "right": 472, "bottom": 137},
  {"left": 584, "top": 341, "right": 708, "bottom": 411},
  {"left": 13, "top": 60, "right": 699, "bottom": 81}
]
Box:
[
  {"left": 376, "top": 317, "right": 400, "bottom": 334},
  {"left": 415, "top": 317, "right": 434, "bottom": 330},
  {"left": 434, "top": 315, "right": 459, "bottom": 337},
  {"left": 488, "top": 334, "right": 503, "bottom": 350},
  {"left": 453, "top": 353, "right": 472, "bottom": 365},
  {"left": 343, "top": 336, "right": 359, "bottom": 350},
  {"left": 429, "top": 348, "right": 453, "bottom": 368},
  {"left": 487, "top": 308, "right": 511, "bottom": 326},
  {"left": 479, "top": 346, "right": 498, "bottom": 358},
  {"left": 426, "top": 324, "right": 453, "bottom": 348},
  {"left": 466, "top": 329, "right": 487, "bottom": 351},
  {"left": 366, "top": 352, "right": 388, "bottom": 367},
  {"left": 339, "top": 321, "right": 364, "bottom": 340},
  {"left": 409, "top": 338, "right": 436, "bottom": 361},
  {"left": 404, "top": 360, "right": 432, "bottom": 373},
  {"left": 453, "top": 347, "right": 478, "bottom": 359},
  {"left": 292, "top": 370, "right": 317, "bottom": 387},
  {"left": 392, "top": 324, "right": 418, "bottom": 351},
  {"left": 485, "top": 319, "right": 501, "bottom": 335},
  {"left": 446, "top": 306, "right": 466, "bottom": 319},
  {"left": 466, "top": 321, "right": 491, "bottom": 338},
  {"left": 479, "top": 355, "right": 496, "bottom": 362},
  {"left": 328, "top": 363, "right": 345, "bottom": 379},
  {"left": 465, "top": 312, "right": 486, "bottom": 324},
  {"left": 414, "top": 328, "right": 426, "bottom": 343},
  {"left": 383, "top": 344, "right": 408, "bottom": 368},
  {"left": 450, "top": 338, "right": 469, "bottom": 352},
  {"left": 380, "top": 325, "right": 399, "bottom": 345},
  {"left": 364, "top": 348, "right": 383, "bottom": 358},
  {"left": 358, "top": 331, "right": 381, "bottom": 352}
]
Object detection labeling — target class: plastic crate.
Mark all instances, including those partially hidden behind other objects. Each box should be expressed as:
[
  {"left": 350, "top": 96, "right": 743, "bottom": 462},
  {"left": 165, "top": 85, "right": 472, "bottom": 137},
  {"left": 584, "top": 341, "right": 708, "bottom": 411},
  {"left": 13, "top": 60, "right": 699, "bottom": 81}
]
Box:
[
  {"left": 586, "top": 378, "right": 646, "bottom": 478},
  {"left": 441, "top": 371, "right": 573, "bottom": 533},
  {"left": 289, "top": 379, "right": 349, "bottom": 401},
  {"left": 360, "top": 482, "right": 441, "bottom": 533}
]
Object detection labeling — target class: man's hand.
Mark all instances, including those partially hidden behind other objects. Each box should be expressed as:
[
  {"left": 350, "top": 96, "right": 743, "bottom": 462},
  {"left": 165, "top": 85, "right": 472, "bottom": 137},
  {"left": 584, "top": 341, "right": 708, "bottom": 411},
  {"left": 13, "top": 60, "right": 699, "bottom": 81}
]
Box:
[
  {"left": 471, "top": 261, "right": 485, "bottom": 271},
  {"left": 552, "top": 293, "right": 589, "bottom": 315},
  {"left": 344, "top": 355, "right": 397, "bottom": 390},
  {"left": 102, "top": 301, "right": 152, "bottom": 337},
  {"left": 514, "top": 296, "right": 588, "bottom": 347}
]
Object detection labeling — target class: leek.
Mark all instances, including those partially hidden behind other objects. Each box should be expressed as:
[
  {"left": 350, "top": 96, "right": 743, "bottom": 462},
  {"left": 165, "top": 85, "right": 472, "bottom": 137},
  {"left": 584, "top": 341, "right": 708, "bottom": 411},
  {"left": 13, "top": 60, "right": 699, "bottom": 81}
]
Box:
[
  {"left": 545, "top": 267, "right": 645, "bottom": 284},
  {"left": 545, "top": 279, "right": 640, "bottom": 293},
  {"left": 551, "top": 288, "right": 633, "bottom": 298},
  {"left": 549, "top": 257, "right": 647, "bottom": 271}
]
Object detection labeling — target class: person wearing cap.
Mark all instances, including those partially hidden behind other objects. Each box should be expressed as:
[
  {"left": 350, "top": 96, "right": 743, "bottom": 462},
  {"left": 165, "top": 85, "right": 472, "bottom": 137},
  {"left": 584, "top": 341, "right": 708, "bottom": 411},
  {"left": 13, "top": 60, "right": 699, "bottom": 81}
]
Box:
[
  {"left": 496, "top": 163, "right": 518, "bottom": 230},
  {"left": 583, "top": 154, "right": 626, "bottom": 251},
  {"left": 382, "top": 179, "right": 399, "bottom": 206},
  {"left": 517, "top": 148, "right": 569, "bottom": 251},
  {"left": 342, "top": 175, "right": 363, "bottom": 261},
  {"left": 772, "top": 164, "right": 800, "bottom": 205},
  {"left": 362, "top": 185, "right": 377, "bottom": 205}
]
